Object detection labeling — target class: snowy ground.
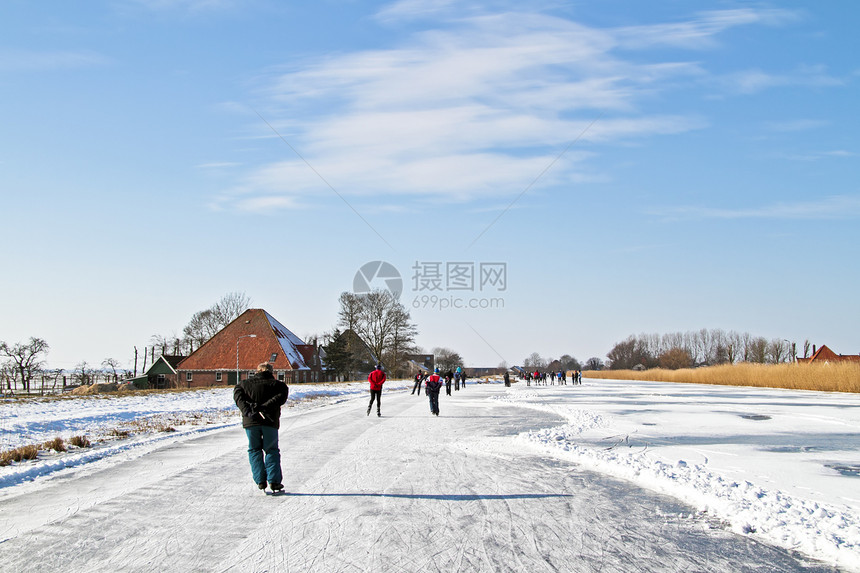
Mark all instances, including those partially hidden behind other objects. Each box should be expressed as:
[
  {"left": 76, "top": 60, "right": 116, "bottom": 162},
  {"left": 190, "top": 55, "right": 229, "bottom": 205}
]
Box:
[{"left": 0, "top": 377, "right": 858, "bottom": 571}]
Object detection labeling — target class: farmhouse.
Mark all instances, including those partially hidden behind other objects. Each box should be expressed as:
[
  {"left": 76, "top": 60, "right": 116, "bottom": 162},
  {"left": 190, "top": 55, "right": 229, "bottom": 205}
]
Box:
[
  {"left": 176, "top": 308, "right": 330, "bottom": 387},
  {"left": 796, "top": 344, "right": 860, "bottom": 365}
]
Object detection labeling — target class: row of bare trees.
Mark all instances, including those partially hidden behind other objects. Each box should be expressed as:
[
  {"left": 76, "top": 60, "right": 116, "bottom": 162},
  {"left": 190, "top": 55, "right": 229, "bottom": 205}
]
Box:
[
  {"left": 0, "top": 337, "right": 135, "bottom": 394},
  {"left": 0, "top": 293, "right": 251, "bottom": 394},
  {"left": 605, "top": 329, "right": 801, "bottom": 370}
]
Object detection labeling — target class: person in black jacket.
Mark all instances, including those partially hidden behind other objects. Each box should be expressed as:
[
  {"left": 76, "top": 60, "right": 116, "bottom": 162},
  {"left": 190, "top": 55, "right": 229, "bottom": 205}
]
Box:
[{"left": 233, "top": 362, "right": 289, "bottom": 492}]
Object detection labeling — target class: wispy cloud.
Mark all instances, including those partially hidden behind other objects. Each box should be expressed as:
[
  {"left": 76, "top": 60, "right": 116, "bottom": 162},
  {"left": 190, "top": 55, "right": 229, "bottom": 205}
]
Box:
[
  {"left": 195, "top": 161, "right": 242, "bottom": 169},
  {"left": 218, "top": 4, "right": 792, "bottom": 211},
  {"left": 653, "top": 195, "right": 860, "bottom": 221},
  {"left": 718, "top": 65, "right": 844, "bottom": 95},
  {"left": 614, "top": 8, "right": 800, "bottom": 50},
  {"left": 0, "top": 50, "right": 110, "bottom": 72},
  {"left": 763, "top": 119, "right": 829, "bottom": 132},
  {"left": 130, "top": 0, "right": 235, "bottom": 12},
  {"left": 781, "top": 149, "right": 859, "bottom": 161}
]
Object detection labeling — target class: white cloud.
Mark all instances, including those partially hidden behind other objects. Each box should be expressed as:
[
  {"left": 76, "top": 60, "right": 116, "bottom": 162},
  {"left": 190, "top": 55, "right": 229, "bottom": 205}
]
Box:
[
  {"left": 219, "top": 5, "right": 790, "bottom": 211},
  {"left": 653, "top": 195, "right": 860, "bottom": 221}
]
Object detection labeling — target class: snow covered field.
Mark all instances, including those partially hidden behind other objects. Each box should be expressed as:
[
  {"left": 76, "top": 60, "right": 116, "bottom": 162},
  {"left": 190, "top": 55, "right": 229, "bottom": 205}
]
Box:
[{"left": 1, "top": 377, "right": 858, "bottom": 571}]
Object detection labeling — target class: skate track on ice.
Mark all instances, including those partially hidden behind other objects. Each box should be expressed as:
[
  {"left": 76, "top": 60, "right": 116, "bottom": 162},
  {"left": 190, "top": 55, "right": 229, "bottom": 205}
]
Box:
[{"left": 0, "top": 385, "right": 836, "bottom": 572}]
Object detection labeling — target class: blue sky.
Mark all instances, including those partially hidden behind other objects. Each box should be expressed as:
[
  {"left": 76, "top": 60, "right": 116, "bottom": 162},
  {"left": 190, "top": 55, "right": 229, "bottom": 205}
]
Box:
[{"left": 1, "top": 0, "right": 858, "bottom": 370}]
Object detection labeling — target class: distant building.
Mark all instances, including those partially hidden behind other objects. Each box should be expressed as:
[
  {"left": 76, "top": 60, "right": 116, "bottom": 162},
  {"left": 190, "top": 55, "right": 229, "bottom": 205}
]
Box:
[
  {"left": 145, "top": 355, "right": 186, "bottom": 389},
  {"left": 405, "top": 353, "right": 434, "bottom": 375},
  {"left": 177, "top": 308, "right": 331, "bottom": 387},
  {"left": 464, "top": 367, "right": 504, "bottom": 377},
  {"left": 796, "top": 344, "right": 860, "bottom": 365}
]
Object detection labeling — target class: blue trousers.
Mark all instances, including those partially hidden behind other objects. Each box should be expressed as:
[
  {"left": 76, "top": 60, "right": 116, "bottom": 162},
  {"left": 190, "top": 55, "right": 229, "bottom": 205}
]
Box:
[
  {"left": 245, "top": 426, "right": 282, "bottom": 486},
  {"left": 428, "top": 390, "right": 440, "bottom": 415}
]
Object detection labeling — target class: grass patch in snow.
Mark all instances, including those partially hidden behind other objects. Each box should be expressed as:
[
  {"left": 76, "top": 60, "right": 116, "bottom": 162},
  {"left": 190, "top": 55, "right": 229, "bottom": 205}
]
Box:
[
  {"left": 0, "top": 444, "right": 40, "bottom": 466},
  {"left": 69, "top": 435, "right": 91, "bottom": 448},
  {"left": 41, "top": 437, "right": 66, "bottom": 452}
]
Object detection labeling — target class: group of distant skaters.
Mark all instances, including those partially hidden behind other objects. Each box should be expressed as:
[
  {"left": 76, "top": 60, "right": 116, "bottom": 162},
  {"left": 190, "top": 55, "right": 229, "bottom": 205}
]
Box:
[
  {"left": 365, "top": 364, "right": 584, "bottom": 421},
  {"left": 365, "top": 364, "right": 468, "bottom": 418},
  {"left": 525, "top": 370, "right": 582, "bottom": 386}
]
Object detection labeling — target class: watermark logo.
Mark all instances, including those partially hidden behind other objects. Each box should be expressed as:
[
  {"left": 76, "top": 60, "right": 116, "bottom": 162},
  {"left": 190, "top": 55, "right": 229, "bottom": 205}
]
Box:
[
  {"left": 410, "top": 261, "right": 506, "bottom": 310},
  {"left": 353, "top": 261, "right": 403, "bottom": 298},
  {"left": 352, "top": 260, "right": 506, "bottom": 310}
]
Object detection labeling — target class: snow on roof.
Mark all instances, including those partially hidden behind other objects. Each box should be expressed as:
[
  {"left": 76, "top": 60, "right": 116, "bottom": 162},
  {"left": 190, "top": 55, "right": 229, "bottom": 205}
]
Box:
[{"left": 263, "top": 310, "right": 309, "bottom": 370}]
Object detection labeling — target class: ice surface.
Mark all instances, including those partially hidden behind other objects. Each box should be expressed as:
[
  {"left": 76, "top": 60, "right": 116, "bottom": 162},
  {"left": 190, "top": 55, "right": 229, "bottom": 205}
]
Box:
[{"left": 0, "top": 378, "right": 857, "bottom": 571}]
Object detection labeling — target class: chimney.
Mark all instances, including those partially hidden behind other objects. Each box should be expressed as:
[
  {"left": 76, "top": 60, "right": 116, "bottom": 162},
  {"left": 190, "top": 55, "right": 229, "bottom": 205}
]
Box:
[{"left": 813, "top": 344, "right": 817, "bottom": 355}]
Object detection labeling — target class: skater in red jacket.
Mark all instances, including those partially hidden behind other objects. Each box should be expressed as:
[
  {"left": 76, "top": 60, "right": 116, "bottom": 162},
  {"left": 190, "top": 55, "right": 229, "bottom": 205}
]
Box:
[
  {"left": 425, "top": 368, "right": 443, "bottom": 416},
  {"left": 367, "top": 364, "right": 386, "bottom": 417}
]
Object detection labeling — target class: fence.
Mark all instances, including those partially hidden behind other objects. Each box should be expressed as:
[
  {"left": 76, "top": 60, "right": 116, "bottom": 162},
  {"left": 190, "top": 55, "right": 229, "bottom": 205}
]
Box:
[{"left": 1, "top": 372, "right": 133, "bottom": 397}]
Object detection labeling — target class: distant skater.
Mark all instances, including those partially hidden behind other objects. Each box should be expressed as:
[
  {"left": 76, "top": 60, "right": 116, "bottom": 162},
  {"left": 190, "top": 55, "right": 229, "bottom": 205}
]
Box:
[
  {"left": 367, "top": 363, "right": 386, "bottom": 417},
  {"left": 426, "top": 368, "right": 443, "bottom": 416},
  {"left": 412, "top": 371, "right": 424, "bottom": 395},
  {"left": 233, "top": 362, "right": 289, "bottom": 493},
  {"left": 504, "top": 370, "right": 511, "bottom": 387}
]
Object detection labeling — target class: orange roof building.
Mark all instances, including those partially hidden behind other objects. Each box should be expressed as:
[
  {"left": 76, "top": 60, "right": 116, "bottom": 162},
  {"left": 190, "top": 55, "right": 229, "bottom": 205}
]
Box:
[
  {"left": 796, "top": 344, "right": 860, "bottom": 365},
  {"left": 177, "top": 308, "right": 329, "bottom": 387}
]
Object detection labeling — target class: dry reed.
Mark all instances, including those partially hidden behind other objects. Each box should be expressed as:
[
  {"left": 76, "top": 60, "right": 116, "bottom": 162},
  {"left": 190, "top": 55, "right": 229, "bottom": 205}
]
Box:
[
  {"left": 42, "top": 437, "right": 66, "bottom": 452},
  {"left": 69, "top": 435, "right": 91, "bottom": 448},
  {"left": 0, "top": 444, "right": 40, "bottom": 466},
  {"left": 584, "top": 362, "right": 860, "bottom": 393}
]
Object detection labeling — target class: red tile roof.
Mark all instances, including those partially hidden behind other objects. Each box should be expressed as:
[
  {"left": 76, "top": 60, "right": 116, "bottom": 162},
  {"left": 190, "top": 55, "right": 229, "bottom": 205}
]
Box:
[
  {"left": 796, "top": 344, "right": 860, "bottom": 364},
  {"left": 178, "top": 309, "right": 314, "bottom": 371}
]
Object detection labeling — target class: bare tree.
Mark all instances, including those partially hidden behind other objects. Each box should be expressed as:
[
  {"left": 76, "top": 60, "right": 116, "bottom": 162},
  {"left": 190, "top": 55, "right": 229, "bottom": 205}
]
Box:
[
  {"left": 102, "top": 358, "right": 121, "bottom": 380},
  {"left": 337, "top": 292, "right": 363, "bottom": 333},
  {"left": 211, "top": 291, "right": 252, "bottom": 326},
  {"left": 659, "top": 347, "right": 694, "bottom": 369},
  {"left": 432, "top": 347, "right": 464, "bottom": 372},
  {"left": 0, "top": 337, "right": 50, "bottom": 393},
  {"left": 1, "top": 360, "right": 18, "bottom": 393},
  {"left": 182, "top": 292, "right": 252, "bottom": 350},
  {"left": 385, "top": 305, "right": 418, "bottom": 378},
  {"left": 747, "top": 337, "right": 768, "bottom": 364},
  {"left": 182, "top": 309, "right": 221, "bottom": 349},
  {"left": 766, "top": 339, "right": 790, "bottom": 364},
  {"left": 74, "top": 361, "right": 95, "bottom": 385},
  {"left": 337, "top": 290, "right": 419, "bottom": 376},
  {"left": 523, "top": 353, "right": 546, "bottom": 369}
]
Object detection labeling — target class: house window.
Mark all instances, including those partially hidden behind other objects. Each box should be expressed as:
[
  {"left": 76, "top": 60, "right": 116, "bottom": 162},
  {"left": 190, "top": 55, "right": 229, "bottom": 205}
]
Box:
[
  {"left": 270, "top": 353, "right": 278, "bottom": 362},
  {"left": 157, "top": 374, "right": 165, "bottom": 385},
  {"left": 215, "top": 372, "right": 222, "bottom": 383},
  {"left": 277, "top": 372, "right": 285, "bottom": 381},
  {"left": 186, "top": 372, "right": 193, "bottom": 382}
]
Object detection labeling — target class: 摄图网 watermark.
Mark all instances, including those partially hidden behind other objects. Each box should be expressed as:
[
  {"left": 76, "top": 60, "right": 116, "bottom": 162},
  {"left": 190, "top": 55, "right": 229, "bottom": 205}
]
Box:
[{"left": 352, "top": 260, "right": 507, "bottom": 311}]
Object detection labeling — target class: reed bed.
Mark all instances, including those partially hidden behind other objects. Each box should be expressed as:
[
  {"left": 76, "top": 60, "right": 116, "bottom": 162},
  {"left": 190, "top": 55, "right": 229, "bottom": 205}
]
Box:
[{"left": 583, "top": 362, "right": 860, "bottom": 393}]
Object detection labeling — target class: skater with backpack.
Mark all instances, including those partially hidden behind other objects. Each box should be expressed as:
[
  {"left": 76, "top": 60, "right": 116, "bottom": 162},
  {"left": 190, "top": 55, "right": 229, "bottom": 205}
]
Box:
[{"left": 426, "top": 368, "right": 443, "bottom": 416}]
